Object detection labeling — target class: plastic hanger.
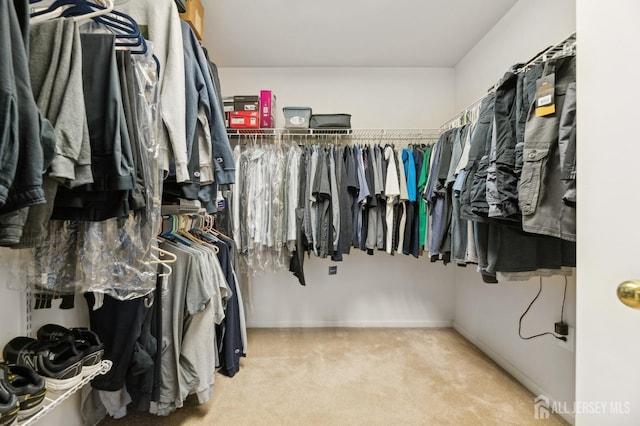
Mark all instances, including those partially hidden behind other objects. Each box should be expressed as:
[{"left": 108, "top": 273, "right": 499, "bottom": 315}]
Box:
[
  {"left": 30, "top": 0, "right": 78, "bottom": 22},
  {"left": 177, "top": 215, "right": 204, "bottom": 245},
  {"left": 160, "top": 214, "right": 192, "bottom": 246},
  {"left": 31, "top": 0, "right": 114, "bottom": 23},
  {"left": 149, "top": 245, "right": 177, "bottom": 264},
  {"left": 58, "top": 1, "right": 147, "bottom": 54}
]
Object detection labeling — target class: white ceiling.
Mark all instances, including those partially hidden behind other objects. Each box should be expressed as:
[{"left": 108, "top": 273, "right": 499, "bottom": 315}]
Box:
[{"left": 202, "top": 0, "right": 518, "bottom": 68}]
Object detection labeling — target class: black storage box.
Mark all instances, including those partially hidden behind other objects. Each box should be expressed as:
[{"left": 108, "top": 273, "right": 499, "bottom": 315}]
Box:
[
  {"left": 309, "top": 114, "right": 352, "bottom": 129},
  {"left": 234, "top": 95, "right": 260, "bottom": 112}
]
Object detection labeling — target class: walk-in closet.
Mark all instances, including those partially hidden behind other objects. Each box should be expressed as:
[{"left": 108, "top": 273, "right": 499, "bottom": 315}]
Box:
[{"left": 0, "top": 0, "right": 637, "bottom": 425}]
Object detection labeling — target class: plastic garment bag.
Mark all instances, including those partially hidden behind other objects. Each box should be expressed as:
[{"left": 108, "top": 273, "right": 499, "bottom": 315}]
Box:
[
  {"left": 19, "top": 43, "right": 162, "bottom": 300},
  {"left": 232, "top": 139, "right": 291, "bottom": 276}
]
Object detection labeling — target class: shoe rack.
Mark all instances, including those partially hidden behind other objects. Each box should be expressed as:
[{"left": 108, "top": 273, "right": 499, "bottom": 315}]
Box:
[{"left": 19, "top": 360, "right": 113, "bottom": 426}]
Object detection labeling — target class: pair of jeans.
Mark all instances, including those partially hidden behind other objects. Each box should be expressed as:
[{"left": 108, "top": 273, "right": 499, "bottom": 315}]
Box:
[
  {"left": 487, "top": 71, "right": 520, "bottom": 219},
  {"left": 558, "top": 82, "right": 576, "bottom": 207},
  {"left": 450, "top": 125, "right": 471, "bottom": 264},
  {"left": 461, "top": 93, "right": 495, "bottom": 221},
  {"left": 519, "top": 54, "right": 576, "bottom": 242}
]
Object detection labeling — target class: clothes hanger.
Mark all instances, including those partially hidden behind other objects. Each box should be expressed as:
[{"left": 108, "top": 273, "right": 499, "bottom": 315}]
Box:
[
  {"left": 160, "top": 214, "right": 192, "bottom": 246},
  {"left": 148, "top": 252, "right": 174, "bottom": 276},
  {"left": 157, "top": 261, "right": 173, "bottom": 278},
  {"left": 31, "top": 0, "right": 114, "bottom": 23},
  {"left": 177, "top": 215, "right": 205, "bottom": 246},
  {"left": 149, "top": 244, "right": 177, "bottom": 264},
  {"left": 186, "top": 214, "right": 222, "bottom": 253},
  {"left": 30, "top": 0, "right": 78, "bottom": 22},
  {"left": 58, "top": 1, "right": 148, "bottom": 54}
]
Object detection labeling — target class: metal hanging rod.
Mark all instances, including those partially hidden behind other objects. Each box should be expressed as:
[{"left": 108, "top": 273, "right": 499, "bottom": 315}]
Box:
[
  {"left": 227, "top": 128, "right": 440, "bottom": 140},
  {"left": 439, "top": 31, "right": 577, "bottom": 132},
  {"left": 439, "top": 98, "right": 485, "bottom": 131}
]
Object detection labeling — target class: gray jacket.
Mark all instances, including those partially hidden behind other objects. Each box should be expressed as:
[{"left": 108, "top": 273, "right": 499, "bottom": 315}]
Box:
[
  {"left": 0, "top": 0, "right": 54, "bottom": 245},
  {"left": 181, "top": 22, "right": 235, "bottom": 185}
]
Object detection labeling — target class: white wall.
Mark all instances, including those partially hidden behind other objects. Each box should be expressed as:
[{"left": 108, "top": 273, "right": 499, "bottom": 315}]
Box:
[
  {"left": 218, "top": 67, "right": 455, "bottom": 129},
  {"left": 0, "top": 248, "right": 88, "bottom": 425},
  {"left": 576, "top": 1, "right": 640, "bottom": 424},
  {"left": 454, "top": 0, "right": 576, "bottom": 111},
  {"left": 219, "top": 67, "right": 457, "bottom": 327},
  {"left": 247, "top": 251, "right": 455, "bottom": 328},
  {"left": 451, "top": 0, "right": 577, "bottom": 423}
]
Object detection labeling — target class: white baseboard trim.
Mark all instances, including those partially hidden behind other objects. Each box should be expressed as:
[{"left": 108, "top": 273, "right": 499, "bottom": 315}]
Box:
[
  {"left": 453, "top": 322, "right": 575, "bottom": 425},
  {"left": 246, "top": 320, "right": 453, "bottom": 328}
]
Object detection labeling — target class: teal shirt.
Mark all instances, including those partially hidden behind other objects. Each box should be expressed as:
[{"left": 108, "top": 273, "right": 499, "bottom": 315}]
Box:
[{"left": 417, "top": 147, "right": 432, "bottom": 247}]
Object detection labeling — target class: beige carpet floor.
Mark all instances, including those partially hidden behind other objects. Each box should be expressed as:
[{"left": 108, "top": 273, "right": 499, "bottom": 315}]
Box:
[{"left": 99, "top": 328, "right": 568, "bottom": 426}]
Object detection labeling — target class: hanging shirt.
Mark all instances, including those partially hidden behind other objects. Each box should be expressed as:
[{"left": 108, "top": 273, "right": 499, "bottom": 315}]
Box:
[
  {"left": 374, "top": 145, "right": 386, "bottom": 250},
  {"left": 384, "top": 146, "right": 400, "bottom": 254},
  {"left": 285, "top": 145, "right": 303, "bottom": 251},
  {"left": 396, "top": 148, "right": 409, "bottom": 251},
  {"left": 402, "top": 148, "right": 417, "bottom": 202},
  {"left": 342, "top": 146, "right": 358, "bottom": 254},
  {"left": 353, "top": 146, "right": 369, "bottom": 249},
  {"left": 425, "top": 134, "right": 445, "bottom": 255},
  {"left": 328, "top": 145, "right": 340, "bottom": 253},
  {"left": 313, "top": 147, "right": 332, "bottom": 258},
  {"left": 116, "top": 0, "right": 189, "bottom": 182},
  {"left": 417, "top": 146, "right": 432, "bottom": 250}
]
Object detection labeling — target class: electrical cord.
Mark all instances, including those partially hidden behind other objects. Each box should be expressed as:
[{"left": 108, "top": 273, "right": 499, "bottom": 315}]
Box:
[
  {"left": 561, "top": 276, "right": 567, "bottom": 323},
  {"left": 518, "top": 277, "right": 567, "bottom": 342}
]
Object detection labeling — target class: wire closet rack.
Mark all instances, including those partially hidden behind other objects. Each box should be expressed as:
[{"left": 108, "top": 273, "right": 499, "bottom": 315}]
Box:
[
  {"left": 439, "top": 32, "right": 577, "bottom": 131},
  {"left": 227, "top": 128, "right": 441, "bottom": 143},
  {"left": 20, "top": 360, "right": 113, "bottom": 426}
]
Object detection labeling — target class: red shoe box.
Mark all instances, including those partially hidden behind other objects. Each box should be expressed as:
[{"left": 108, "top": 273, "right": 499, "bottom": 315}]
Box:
[{"left": 229, "top": 111, "right": 260, "bottom": 129}]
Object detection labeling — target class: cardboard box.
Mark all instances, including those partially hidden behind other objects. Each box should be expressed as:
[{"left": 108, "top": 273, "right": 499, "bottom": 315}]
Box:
[
  {"left": 229, "top": 111, "right": 260, "bottom": 129},
  {"left": 260, "top": 90, "right": 276, "bottom": 128},
  {"left": 179, "top": 0, "right": 204, "bottom": 40},
  {"left": 234, "top": 95, "right": 260, "bottom": 112}
]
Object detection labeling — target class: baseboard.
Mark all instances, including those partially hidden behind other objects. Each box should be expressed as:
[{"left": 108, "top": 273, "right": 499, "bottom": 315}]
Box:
[
  {"left": 453, "top": 322, "right": 575, "bottom": 425},
  {"left": 246, "top": 320, "right": 453, "bottom": 328}
]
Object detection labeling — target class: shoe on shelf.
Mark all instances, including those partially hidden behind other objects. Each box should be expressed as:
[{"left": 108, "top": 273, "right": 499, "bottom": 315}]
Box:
[
  {"left": 0, "top": 381, "right": 18, "bottom": 426},
  {"left": 3, "top": 337, "right": 83, "bottom": 392},
  {"left": 0, "top": 364, "right": 46, "bottom": 420},
  {"left": 37, "top": 324, "right": 105, "bottom": 377}
]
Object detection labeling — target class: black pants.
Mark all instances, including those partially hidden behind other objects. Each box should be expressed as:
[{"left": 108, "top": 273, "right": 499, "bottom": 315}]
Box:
[{"left": 85, "top": 292, "right": 154, "bottom": 392}]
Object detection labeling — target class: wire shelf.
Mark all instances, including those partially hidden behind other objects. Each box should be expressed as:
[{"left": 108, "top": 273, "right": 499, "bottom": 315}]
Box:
[
  {"left": 20, "top": 360, "right": 113, "bottom": 426},
  {"left": 227, "top": 128, "right": 440, "bottom": 141},
  {"left": 440, "top": 32, "right": 576, "bottom": 131}
]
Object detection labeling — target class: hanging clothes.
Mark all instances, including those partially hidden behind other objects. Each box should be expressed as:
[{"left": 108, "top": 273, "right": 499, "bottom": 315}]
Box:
[
  {"left": 116, "top": 0, "right": 189, "bottom": 182},
  {"left": 0, "top": 0, "right": 55, "bottom": 246},
  {"left": 52, "top": 33, "right": 135, "bottom": 222},
  {"left": 230, "top": 137, "right": 438, "bottom": 285},
  {"left": 436, "top": 50, "right": 577, "bottom": 283}
]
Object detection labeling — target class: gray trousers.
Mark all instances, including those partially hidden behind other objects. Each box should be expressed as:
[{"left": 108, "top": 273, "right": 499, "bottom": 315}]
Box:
[{"left": 519, "top": 55, "right": 576, "bottom": 242}]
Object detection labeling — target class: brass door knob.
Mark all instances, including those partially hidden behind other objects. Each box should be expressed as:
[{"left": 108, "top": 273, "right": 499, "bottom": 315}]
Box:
[{"left": 617, "top": 280, "right": 640, "bottom": 309}]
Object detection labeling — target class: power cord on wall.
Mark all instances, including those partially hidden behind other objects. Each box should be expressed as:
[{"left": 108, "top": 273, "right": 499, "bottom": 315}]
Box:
[{"left": 518, "top": 277, "right": 568, "bottom": 342}]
